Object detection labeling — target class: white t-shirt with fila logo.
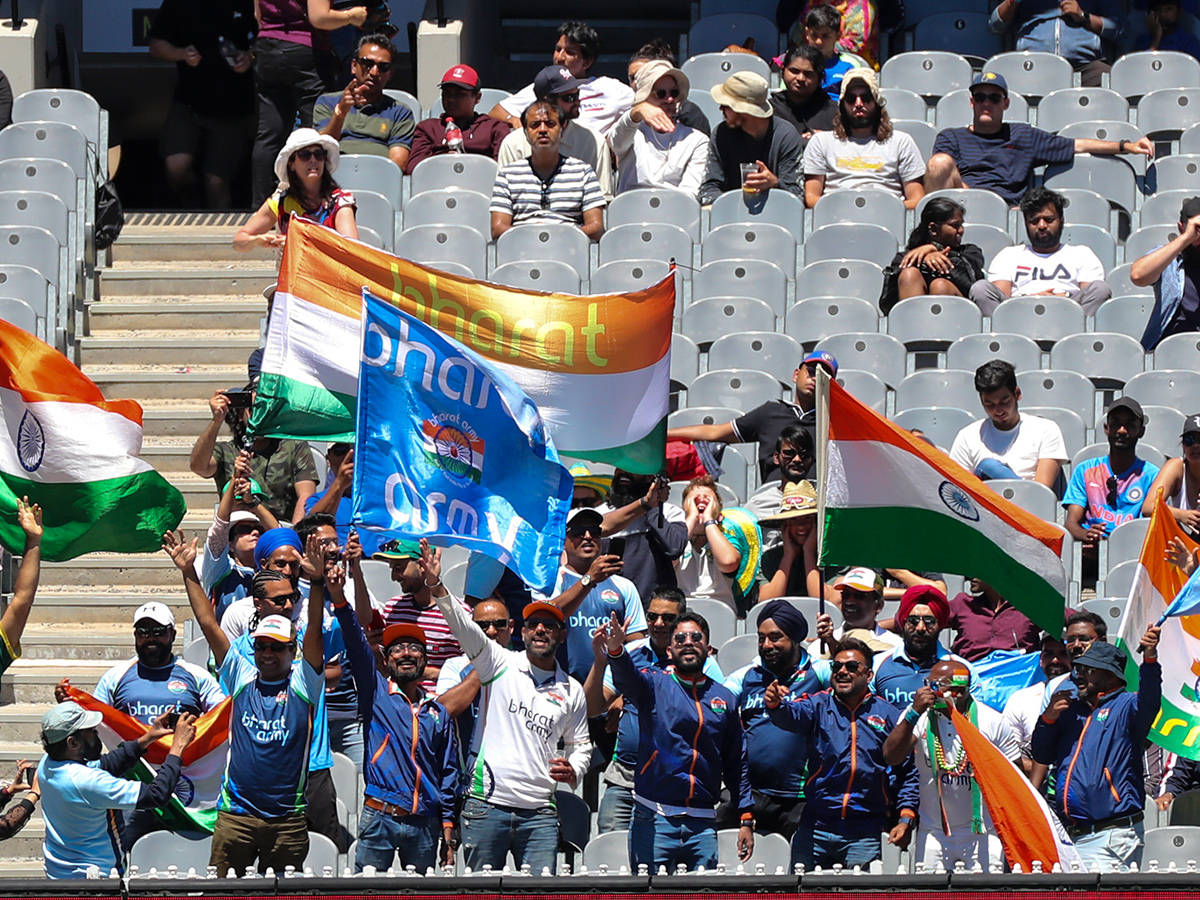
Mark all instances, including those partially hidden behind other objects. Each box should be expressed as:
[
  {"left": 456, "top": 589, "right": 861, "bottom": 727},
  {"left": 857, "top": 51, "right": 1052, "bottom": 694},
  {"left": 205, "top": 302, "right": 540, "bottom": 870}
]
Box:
[{"left": 986, "top": 243, "right": 1105, "bottom": 296}]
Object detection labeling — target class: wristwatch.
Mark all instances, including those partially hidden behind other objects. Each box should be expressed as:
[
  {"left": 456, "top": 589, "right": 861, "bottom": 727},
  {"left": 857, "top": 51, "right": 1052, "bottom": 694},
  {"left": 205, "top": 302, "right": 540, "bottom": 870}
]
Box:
[{"left": 580, "top": 574, "right": 593, "bottom": 588}]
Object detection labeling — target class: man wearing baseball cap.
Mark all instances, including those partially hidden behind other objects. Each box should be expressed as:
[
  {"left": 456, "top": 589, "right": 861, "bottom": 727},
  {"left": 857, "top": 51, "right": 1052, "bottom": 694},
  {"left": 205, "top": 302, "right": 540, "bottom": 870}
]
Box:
[
  {"left": 331, "top": 599, "right": 458, "bottom": 873},
  {"left": 406, "top": 64, "right": 511, "bottom": 173},
  {"left": 1065, "top": 397, "right": 1160, "bottom": 582},
  {"left": 496, "top": 64, "right": 614, "bottom": 201},
  {"left": 315, "top": 33, "right": 415, "bottom": 171},
  {"left": 813, "top": 567, "right": 904, "bottom": 655},
  {"left": 38, "top": 700, "right": 196, "bottom": 878},
  {"left": 427, "top": 538, "right": 589, "bottom": 873},
  {"left": 54, "top": 601, "right": 225, "bottom": 846},
  {"left": 698, "top": 70, "right": 805, "bottom": 205},
  {"left": 1033, "top": 624, "right": 1162, "bottom": 869},
  {"left": 668, "top": 351, "right": 837, "bottom": 484},
  {"left": 164, "top": 530, "right": 328, "bottom": 875},
  {"left": 804, "top": 68, "right": 926, "bottom": 211},
  {"left": 873, "top": 585, "right": 973, "bottom": 710},
  {"left": 1134, "top": 196, "right": 1200, "bottom": 351},
  {"left": 928, "top": 70, "right": 1153, "bottom": 206}
]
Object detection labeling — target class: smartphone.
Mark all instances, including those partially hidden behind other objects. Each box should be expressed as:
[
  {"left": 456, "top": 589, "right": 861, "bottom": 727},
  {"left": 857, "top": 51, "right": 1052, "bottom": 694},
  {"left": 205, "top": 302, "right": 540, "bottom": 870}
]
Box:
[
  {"left": 167, "top": 709, "right": 181, "bottom": 729},
  {"left": 608, "top": 536, "right": 627, "bottom": 559},
  {"left": 222, "top": 389, "right": 253, "bottom": 409}
]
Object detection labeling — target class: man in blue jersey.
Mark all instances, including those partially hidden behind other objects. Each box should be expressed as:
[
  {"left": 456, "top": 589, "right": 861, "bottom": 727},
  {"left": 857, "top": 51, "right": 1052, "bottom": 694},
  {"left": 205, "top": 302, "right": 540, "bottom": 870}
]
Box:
[
  {"left": 38, "top": 701, "right": 196, "bottom": 878},
  {"left": 604, "top": 610, "right": 753, "bottom": 872},
  {"left": 56, "top": 601, "right": 226, "bottom": 846},
  {"left": 1, "top": 498, "right": 42, "bottom": 685},
  {"left": 164, "top": 528, "right": 327, "bottom": 876},
  {"left": 874, "top": 585, "right": 972, "bottom": 710},
  {"left": 333, "top": 591, "right": 458, "bottom": 873},
  {"left": 722, "top": 600, "right": 828, "bottom": 838}
]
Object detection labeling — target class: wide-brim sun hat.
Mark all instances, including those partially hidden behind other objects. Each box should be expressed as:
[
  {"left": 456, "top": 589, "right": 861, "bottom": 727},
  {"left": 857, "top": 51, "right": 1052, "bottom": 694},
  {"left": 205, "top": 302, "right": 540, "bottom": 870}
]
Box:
[
  {"left": 273, "top": 128, "right": 341, "bottom": 185},
  {"left": 710, "top": 71, "right": 772, "bottom": 118},
  {"left": 634, "top": 60, "right": 691, "bottom": 105}
]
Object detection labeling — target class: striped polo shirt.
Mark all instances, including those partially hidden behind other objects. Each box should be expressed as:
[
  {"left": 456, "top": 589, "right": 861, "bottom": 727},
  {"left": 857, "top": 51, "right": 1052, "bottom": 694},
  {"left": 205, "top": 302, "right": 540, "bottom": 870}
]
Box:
[{"left": 490, "top": 154, "right": 605, "bottom": 227}]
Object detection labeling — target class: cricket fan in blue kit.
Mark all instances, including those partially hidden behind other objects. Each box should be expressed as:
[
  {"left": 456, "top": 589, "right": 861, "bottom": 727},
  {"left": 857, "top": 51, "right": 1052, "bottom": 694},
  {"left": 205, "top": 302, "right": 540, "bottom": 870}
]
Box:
[
  {"left": 766, "top": 636, "right": 919, "bottom": 869},
  {"left": 604, "top": 610, "right": 753, "bottom": 872}
]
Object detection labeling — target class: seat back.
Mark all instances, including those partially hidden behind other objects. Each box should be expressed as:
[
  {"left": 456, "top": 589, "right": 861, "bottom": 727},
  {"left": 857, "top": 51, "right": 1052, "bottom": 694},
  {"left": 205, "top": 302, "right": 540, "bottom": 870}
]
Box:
[
  {"left": 683, "top": 297, "right": 777, "bottom": 346},
  {"left": 1135, "top": 404, "right": 1185, "bottom": 458},
  {"left": 895, "top": 369, "right": 979, "bottom": 412},
  {"left": 702, "top": 221, "right": 796, "bottom": 273},
  {"left": 681, "top": 51, "right": 771, "bottom": 92},
  {"left": 893, "top": 119, "right": 938, "bottom": 160},
  {"left": 1016, "top": 369, "right": 1098, "bottom": 423},
  {"left": 0, "top": 121, "right": 89, "bottom": 180},
  {"left": 947, "top": 333, "right": 1042, "bottom": 373},
  {"left": 683, "top": 597, "right": 739, "bottom": 646},
  {"left": 695, "top": 258, "right": 788, "bottom": 315},
  {"left": 410, "top": 154, "right": 499, "bottom": 197},
  {"left": 1044, "top": 155, "right": 1138, "bottom": 216},
  {"left": 1037, "top": 88, "right": 1130, "bottom": 133},
  {"left": 490, "top": 259, "right": 582, "bottom": 294},
  {"left": 880, "top": 51, "right": 974, "bottom": 98},
  {"left": 837, "top": 368, "right": 889, "bottom": 412},
  {"left": 671, "top": 333, "right": 701, "bottom": 389},
  {"left": 353, "top": 189, "right": 396, "bottom": 247},
  {"left": 987, "top": 478, "right": 1059, "bottom": 521},
  {"left": 936, "top": 89, "right": 1029, "bottom": 129},
  {"left": 402, "top": 187, "right": 490, "bottom": 234},
  {"left": 394, "top": 223, "right": 487, "bottom": 275},
  {"left": 1147, "top": 154, "right": 1200, "bottom": 194},
  {"left": 962, "top": 222, "right": 1013, "bottom": 265},
  {"left": 0, "top": 296, "right": 38, "bottom": 335},
  {"left": 887, "top": 295, "right": 983, "bottom": 348},
  {"left": 785, "top": 296, "right": 880, "bottom": 346},
  {"left": 1140, "top": 189, "right": 1195, "bottom": 228},
  {"left": 583, "top": 831, "right": 630, "bottom": 870},
  {"left": 303, "top": 831, "right": 339, "bottom": 874},
  {"left": 710, "top": 188, "right": 806, "bottom": 242},
  {"left": 1093, "top": 294, "right": 1158, "bottom": 340},
  {"left": 1058, "top": 120, "right": 1150, "bottom": 175},
  {"left": 811, "top": 188, "right": 907, "bottom": 240},
  {"left": 1022, "top": 405, "right": 1088, "bottom": 458},
  {"left": 1106, "top": 262, "right": 1151, "bottom": 297},
  {"left": 716, "top": 633, "right": 760, "bottom": 675},
  {"left": 600, "top": 222, "right": 693, "bottom": 272},
  {"left": 803, "top": 222, "right": 896, "bottom": 266},
  {"left": 917, "top": 188, "right": 1010, "bottom": 231},
  {"left": 1110, "top": 51, "right": 1200, "bottom": 99},
  {"left": 880, "top": 87, "right": 928, "bottom": 121},
  {"left": 1138, "top": 88, "right": 1200, "bottom": 138},
  {"left": 129, "top": 831, "right": 214, "bottom": 875},
  {"left": 687, "top": 13, "right": 780, "bottom": 56},
  {"left": 1062, "top": 223, "right": 1116, "bottom": 271},
  {"left": 608, "top": 188, "right": 701, "bottom": 241},
  {"left": 796, "top": 259, "right": 884, "bottom": 304},
  {"left": 687, "top": 368, "right": 784, "bottom": 411},
  {"left": 495, "top": 221, "right": 592, "bottom": 275},
  {"left": 1049, "top": 332, "right": 1145, "bottom": 386},
  {"left": 708, "top": 331, "right": 803, "bottom": 373},
  {"left": 893, "top": 406, "right": 979, "bottom": 451},
  {"left": 1126, "top": 225, "right": 1179, "bottom": 265},
  {"left": 1153, "top": 332, "right": 1200, "bottom": 370},
  {"left": 381, "top": 88, "right": 423, "bottom": 122},
  {"left": 815, "top": 332, "right": 907, "bottom": 387},
  {"left": 913, "top": 13, "right": 1002, "bottom": 56},
  {"left": 336, "top": 153, "right": 403, "bottom": 209},
  {"left": 991, "top": 296, "right": 1087, "bottom": 345},
  {"left": 589, "top": 259, "right": 671, "bottom": 294},
  {"left": 1125, "top": 370, "right": 1200, "bottom": 411},
  {"left": 982, "top": 51, "right": 1073, "bottom": 99}
]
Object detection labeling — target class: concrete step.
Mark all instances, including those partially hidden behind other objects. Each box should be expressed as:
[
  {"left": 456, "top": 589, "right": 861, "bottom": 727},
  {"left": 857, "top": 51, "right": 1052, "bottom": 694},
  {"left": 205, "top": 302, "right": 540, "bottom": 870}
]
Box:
[
  {"left": 143, "top": 441, "right": 201, "bottom": 476},
  {"left": 13, "top": 625, "right": 181, "bottom": 663},
  {"left": 39, "top": 554, "right": 181, "bottom": 588},
  {"left": 0, "top": 859, "right": 46, "bottom": 878},
  {"left": 113, "top": 232, "right": 275, "bottom": 265},
  {"left": 13, "top": 587, "right": 190, "bottom": 623},
  {"left": 83, "top": 367, "right": 249, "bottom": 402},
  {"left": 80, "top": 335, "right": 261, "bottom": 367},
  {"left": 1, "top": 664, "right": 111, "bottom": 704},
  {"left": 141, "top": 406, "right": 216, "bottom": 438},
  {"left": 101, "top": 267, "right": 277, "bottom": 298},
  {"left": 0, "top": 815, "right": 43, "bottom": 859},
  {"left": 173, "top": 476, "right": 220, "bottom": 513},
  {"left": 87, "top": 298, "right": 266, "bottom": 332},
  {"left": 0, "top": 703, "right": 52, "bottom": 742}
]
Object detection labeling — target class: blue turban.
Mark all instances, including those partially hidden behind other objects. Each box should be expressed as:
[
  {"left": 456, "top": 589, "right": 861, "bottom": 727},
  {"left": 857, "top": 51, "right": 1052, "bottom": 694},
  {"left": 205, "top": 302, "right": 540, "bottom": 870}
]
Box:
[
  {"left": 254, "top": 527, "right": 303, "bottom": 570},
  {"left": 756, "top": 599, "right": 809, "bottom": 644}
]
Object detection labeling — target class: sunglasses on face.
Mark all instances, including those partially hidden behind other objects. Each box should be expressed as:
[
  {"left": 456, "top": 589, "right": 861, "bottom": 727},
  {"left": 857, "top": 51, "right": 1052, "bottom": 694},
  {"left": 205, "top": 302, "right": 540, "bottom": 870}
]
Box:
[
  {"left": 294, "top": 147, "right": 327, "bottom": 162},
  {"left": 653, "top": 87, "right": 681, "bottom": 100},
  {"left": 1184, "top": 434, "right": 1200, "bottom": 446},
  {"left": 355, "top": 56, "right": 393, "bottom": 73},
  {"left": 648, "top": 612, "right": 679, "bottom": 625},
  {"left": 135, "top": 625, "right": 171, "bottom": 639},
  {"left": 971, "top": 92, "right": 1004, "bottom": 104},
  {"left": 830, "top": 659, "right": 867, "bottom": 673},
  {"left": 554, "top": 92, "right": 580, "bottom": 103},
  {"left": 270, "top": 592, "right": 301, "bottom": 606},
  {"left": 526, "top": 617, "right": 562, "bottom": 632},
  {"left": 905, "top": 615, "right": 939, "bottom": 628},
  {"left": 567, "top": 525, "right": 601, "bottom": 538},
  {"left": 474, "top": 618, "right": 510, "bottom": 631},
  {"left": 672, "top": 631, "right": 705, "bottom": 645},
  {"left": 253, "top": 640, "right": 294, "bottom": 653}
]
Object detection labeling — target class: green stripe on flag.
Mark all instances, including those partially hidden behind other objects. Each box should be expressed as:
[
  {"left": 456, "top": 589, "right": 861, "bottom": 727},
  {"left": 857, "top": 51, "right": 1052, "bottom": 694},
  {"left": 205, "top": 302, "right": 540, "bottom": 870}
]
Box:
[
  {"left": 565, "top": 418, "right": 667, "bottom": 476},
  {"left": 823, "top": 506, "right": 1065, "bottom": 634},
  {"left": 124, "top": 758, "right": 217, "bottom": 834},
  {"left": 0, "top": 471, "right": 185, "bottom": 562},
  {"left": 250, "top": 372, "right": 356, "bottom": 441}
]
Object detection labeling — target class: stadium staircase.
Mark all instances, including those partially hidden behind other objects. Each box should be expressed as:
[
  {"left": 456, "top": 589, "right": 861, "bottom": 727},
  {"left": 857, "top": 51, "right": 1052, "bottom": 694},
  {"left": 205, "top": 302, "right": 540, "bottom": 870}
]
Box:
[{"left": 0, "top": 215, "right": 274, "bottom": 876}]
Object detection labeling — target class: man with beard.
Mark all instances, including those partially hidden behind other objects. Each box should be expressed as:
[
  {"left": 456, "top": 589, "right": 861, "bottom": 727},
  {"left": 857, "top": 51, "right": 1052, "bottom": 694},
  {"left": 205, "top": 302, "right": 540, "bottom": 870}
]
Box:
[
  {"left": 1033, "top": 629, "right": 1162, "bottom": 870},
  {"left": 668, "top": 351, "right": 837, "bottom": 485},
  {"left": 38, "top": 701, "right": 196, "bottom": 878},
  {"left": 765, "top": 637, "right": 918, "bottom": 869},
  {"left": 430, "top": 541, "right": 590, "bottom": 874},
  {"left": 219, "top": 527, "right": 305, "bottom": 639},
  {"left": 55, "top": 603, "right": 224, "bottom": 846},
  {"left": 1135, "top": 197, "right": 1200, "bottom": 350},
  {"left": 770, "top": 44, "right": 837, "bottom": 142},
  {"left": 595, "top": 470, "right": 687, "bottom": 604},
  {"left": 333, "top": 603, "right": 458, "bottom": 873},
  {"left": 1065, "top": 397, "right": 1160, "bottom": 579},
  {"left": 592, "top": 586, "right": 725, "bottom": 833},
  {"left": 604, "top": 611, "right": 753, "bottom": 872},
  {"left": 884, "top": 660, "right": 1020, "bottom": 871},
  {"left": 722, "top": 600, "right": 829, "bottom": 838},
  {"left": 813, "top": 567, "right": 903, "bottom": 654},
  {"left": 1001, "top": 634, "right": 1071, "bottom": 777},
  {"left": 950, "top": 359, "right": 1069, "bottom": 487},
  {"left": 803, "top": 68, "right": 925, "bottom": 210},
  {"left": 970, "top": 187, "right": 1112, "bottom": 316},
  {"left": 874, "top": 585, "right": 973, "bottom": 710}
]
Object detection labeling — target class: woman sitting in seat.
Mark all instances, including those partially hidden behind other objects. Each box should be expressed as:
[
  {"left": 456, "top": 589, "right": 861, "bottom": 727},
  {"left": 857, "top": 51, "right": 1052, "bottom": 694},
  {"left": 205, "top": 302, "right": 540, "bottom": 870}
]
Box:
[
  {"left": 1142, "top": 413, "right": 1200, "bottom": 537},
  {"left": 235, "top": 128, "right": 358, "bottom": 251},
  {"left": 880, "top": 197, "right": 984, "bottom": 313}
]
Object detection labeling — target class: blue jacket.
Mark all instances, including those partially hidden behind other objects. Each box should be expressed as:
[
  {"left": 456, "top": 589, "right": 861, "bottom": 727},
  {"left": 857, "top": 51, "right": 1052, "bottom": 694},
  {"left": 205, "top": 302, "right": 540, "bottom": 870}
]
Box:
[
  {"left": 1031, "top": 662, "right": 1161, "bottom": 825},
  {"left": 724, "top": 655, "right": 828, "bottom": 798},
  {"left": 989, "top": 0, "right": 1126, "bottom": 68},
  {"left": 1141, "top": 252, "right": 1184, "bottom": 351},
  {"left": 610, "top": 647, "right": 752, "bottom": 817},
  {"left": 768, "top": 689, "right": 919, "bottom": 835},
  {"left": 334, "top": 604, "right": 459, "bottom": 823}
]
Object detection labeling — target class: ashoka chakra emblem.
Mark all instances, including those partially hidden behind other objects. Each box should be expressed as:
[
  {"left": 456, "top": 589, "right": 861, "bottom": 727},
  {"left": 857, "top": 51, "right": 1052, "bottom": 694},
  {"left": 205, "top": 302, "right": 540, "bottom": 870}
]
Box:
[
  {"left": 17, "top": 410, "right": 44, "bottom": 472},
  {"left": 938, "top": 481, "right": 979, "bottom": 521}
]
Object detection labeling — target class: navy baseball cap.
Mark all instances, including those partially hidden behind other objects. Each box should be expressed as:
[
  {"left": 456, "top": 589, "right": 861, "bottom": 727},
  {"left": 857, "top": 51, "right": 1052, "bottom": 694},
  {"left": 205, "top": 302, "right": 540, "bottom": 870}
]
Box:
[
  {"left": 802, "top": 350, "right": 838, "bottom": 376},
  {"left": 533, "top": 65, "right": 585, "bottom": 99},
  {"left": 971, "top": 71, "right": 1008, "bottom": 95}
]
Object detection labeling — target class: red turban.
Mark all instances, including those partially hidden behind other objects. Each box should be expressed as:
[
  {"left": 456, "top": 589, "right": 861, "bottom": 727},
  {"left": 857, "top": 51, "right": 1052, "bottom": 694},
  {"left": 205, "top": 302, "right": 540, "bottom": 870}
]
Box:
[{"left": 897, "top": 584, "right": 950, "bottom": 630}]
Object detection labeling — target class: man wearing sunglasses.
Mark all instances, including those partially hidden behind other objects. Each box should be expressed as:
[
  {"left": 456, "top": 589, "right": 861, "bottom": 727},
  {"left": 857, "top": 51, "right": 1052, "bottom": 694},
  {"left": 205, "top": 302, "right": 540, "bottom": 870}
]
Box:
[
  {"left": 603, "top": 611, "right": 753, "bottom": 872},
  {"left": 927, "top": 71, "right": 1152, "bottom": 205},
  {"left": 164, "top": 529, "right": 328, "bottom": 876},
  {"left": 315, "top": 33, "right": 414, "bottom": 171},
  {"left": 55, "top": 602, "right": 226, "bottom": 847},
  {"left": 765, "top": 636, "right": 919, "bottom": 869},
  {"left": 874, "top": 585, "right": 974, "bottom": 711},
  {"left": 1065, "top": 397, "right": 1160, "bottom": 584},
  {"left": 431, "top": 542, "right": 589, "bottom": 875}
]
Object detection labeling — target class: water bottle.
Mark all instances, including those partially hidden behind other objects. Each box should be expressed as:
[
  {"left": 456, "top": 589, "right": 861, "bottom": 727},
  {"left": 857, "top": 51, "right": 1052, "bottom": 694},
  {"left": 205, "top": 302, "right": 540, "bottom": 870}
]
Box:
[
  {"left": 444, "top": 117, "right": 464, "bottom": 154},
  {"left": 217, "top": 36, "right": 240, "bottom": 69}
]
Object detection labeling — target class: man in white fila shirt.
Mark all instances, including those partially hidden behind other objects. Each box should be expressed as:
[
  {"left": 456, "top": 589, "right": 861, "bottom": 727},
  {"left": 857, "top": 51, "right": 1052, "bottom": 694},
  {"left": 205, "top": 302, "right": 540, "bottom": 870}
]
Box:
[{"left": 428, "top": 540, "right": 590, "bottom": 874}]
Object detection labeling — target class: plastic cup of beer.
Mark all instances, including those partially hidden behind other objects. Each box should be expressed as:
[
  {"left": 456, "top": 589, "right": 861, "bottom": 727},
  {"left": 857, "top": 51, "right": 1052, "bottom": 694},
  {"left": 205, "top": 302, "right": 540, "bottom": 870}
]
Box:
[{"left": 740, "top": 162, "right": 760, "bottom": 194}]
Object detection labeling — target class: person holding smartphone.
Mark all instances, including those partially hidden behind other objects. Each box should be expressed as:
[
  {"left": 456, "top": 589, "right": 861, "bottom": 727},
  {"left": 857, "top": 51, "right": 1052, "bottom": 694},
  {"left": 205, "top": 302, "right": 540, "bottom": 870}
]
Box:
[{"left": 594, "top": 469, "right": 688, "bottom": 604}]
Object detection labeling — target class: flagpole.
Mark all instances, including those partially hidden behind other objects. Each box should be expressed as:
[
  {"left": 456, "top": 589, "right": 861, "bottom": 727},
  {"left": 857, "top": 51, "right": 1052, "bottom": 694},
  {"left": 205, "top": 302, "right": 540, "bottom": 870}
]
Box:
[{"left": 816, "top": 368, "right": 831, "bottom": 650}]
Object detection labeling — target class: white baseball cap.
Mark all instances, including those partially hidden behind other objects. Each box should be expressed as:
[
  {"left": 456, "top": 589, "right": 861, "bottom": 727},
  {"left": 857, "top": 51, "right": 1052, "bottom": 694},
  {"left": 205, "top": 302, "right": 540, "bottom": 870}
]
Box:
[{"left": 134, "top": 601, "right": 175, "bottom": 628}]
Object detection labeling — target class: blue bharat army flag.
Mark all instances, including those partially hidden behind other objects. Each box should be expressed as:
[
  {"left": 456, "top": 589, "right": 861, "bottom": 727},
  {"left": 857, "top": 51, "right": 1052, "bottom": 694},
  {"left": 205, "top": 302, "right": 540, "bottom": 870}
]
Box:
[{"left": 351, "top": 289, "right": 573, "bottom": 595}]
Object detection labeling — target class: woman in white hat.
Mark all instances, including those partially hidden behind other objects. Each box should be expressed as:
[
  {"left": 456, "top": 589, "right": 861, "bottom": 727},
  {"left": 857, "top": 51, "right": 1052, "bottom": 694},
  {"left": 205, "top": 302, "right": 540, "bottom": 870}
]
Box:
[{"left": 235, "top": 127, "right": 358, "bottom": 251}]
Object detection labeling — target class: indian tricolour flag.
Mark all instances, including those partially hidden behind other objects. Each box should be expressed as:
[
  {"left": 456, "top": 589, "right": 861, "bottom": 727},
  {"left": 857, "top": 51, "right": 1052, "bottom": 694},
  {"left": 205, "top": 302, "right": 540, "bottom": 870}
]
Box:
[
  {"left": 0, "top": 319, "right": 185, "bottom": 561},
  {"left": 250, "top": 219, "right": 674, "bottom": 474},
  {"left": 817, "top": 372, "right": 1066, "bottom": 633},
  {"left": 1116, "top": 490, "right": 1200, "bottom": 759}
]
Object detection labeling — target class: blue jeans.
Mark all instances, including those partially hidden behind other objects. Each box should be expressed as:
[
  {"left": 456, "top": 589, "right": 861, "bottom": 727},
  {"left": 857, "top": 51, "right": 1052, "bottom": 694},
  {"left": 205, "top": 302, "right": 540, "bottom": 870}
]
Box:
[
  {"left": 1073, "top": 821, "right": 1144, "bottom": 872},
  {"left": 460, "top": 797, "right": 558, "bottom": 873},
  {"left": 974, "top": 458, "right": 1021, "bottom": 481},
  {"left": 355, "top": 804, "right": 438, "bottom": 873},
  {"left": 598, "top": 784, "right": 635, "bottom": 834},
  {"left": 792, "top": 823, "right": 881, "bottom": 870},
  {"left": 329, "top": 718, "right": 364, "bottom": 772},
  {"left": 629, "top": 802, "right": 718, "bottom": 873}
]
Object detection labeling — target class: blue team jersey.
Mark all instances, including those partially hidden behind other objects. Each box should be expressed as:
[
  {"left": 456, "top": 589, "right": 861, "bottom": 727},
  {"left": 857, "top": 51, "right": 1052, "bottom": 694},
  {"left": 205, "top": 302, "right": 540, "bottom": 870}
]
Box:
[
  {"left": 217, "top": 651, "right": 323, "bottom": 819},
  {"left": 537, "top": 568, "right": 646, "bottom": 682},
  {"left": 1062, "top": 455, "right": 1159, "bottom": 535},
  {"left": 94, "top": 657, "right": 225, "bottom": 723},
  {"left": 39, "top": 756, "right": 142, "bottom": 879},
  {"left": 872, "top": 645, "right": 974, "bottom": 710}
]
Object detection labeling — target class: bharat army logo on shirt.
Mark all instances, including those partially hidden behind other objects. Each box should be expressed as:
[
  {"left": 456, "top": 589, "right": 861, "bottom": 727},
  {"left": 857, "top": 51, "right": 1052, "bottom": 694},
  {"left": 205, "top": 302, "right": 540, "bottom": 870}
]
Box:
[
  {"left": 866, "top": 714, "right": 888, "bottom": 732},
  {"left": 709, "top": 697, "right": 728, "bottom": 714},
  {"left": 167, "top": 679, "right": 188, "bottom": 694},
  {"left": 1097, "top": 708, "right": 1111, "bottom": 723}
]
